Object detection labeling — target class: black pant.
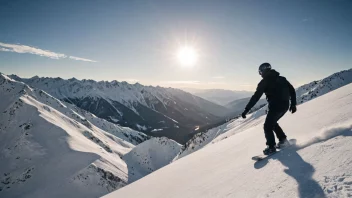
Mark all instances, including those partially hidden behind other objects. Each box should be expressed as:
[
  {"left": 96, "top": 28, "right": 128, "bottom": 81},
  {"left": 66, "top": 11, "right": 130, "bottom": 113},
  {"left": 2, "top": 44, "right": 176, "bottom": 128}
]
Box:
[{"left": 264, "top": 101, "right": 289, "bottom": 147}]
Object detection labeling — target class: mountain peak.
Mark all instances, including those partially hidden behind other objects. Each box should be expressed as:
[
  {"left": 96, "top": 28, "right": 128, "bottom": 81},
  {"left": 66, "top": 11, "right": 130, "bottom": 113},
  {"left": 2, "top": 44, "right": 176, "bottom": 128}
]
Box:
[{"left": 68, "top": 77, "right": 78, "bottom": 81}]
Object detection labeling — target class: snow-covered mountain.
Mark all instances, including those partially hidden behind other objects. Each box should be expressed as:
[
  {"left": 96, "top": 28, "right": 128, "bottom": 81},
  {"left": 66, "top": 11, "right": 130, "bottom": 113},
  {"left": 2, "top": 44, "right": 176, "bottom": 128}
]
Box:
[
  {"left": 182, "top": 88, "right": 252, "bottom": 106},
  {"left": 122, "top": 137, "right": 181, "bottom": 183},
  {"left": 295, "top": 68, "right": 352, "bottom": 104},
  {"left": 176, "top": 68, "right": 352, "bottom": 159},
  {"left": 0, "top": 74, "right": 181, "bottom": 198},
  {"left": 104, "top": 72, "right": 352, "bottom": 198},
  {"left": 10, "top": 75, "right": 230, "bottom": 144}
]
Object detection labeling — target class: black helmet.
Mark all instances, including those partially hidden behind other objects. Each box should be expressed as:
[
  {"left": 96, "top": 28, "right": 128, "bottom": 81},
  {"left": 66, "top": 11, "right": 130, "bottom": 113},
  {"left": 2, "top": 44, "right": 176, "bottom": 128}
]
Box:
[{"left": 258, "top": 63, "right": 271, "bottom": 75}]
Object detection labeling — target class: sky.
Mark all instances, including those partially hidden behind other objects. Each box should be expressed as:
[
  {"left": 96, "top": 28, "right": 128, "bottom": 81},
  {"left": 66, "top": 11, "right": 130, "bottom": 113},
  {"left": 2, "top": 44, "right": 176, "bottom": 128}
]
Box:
[{"left": 0, "top": 0, "right": 351, "bottom": 91}]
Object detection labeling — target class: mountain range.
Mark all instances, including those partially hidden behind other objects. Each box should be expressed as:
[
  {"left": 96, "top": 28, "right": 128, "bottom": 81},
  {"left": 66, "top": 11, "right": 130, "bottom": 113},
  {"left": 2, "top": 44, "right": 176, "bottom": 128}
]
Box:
[{"left": 9, "top": 75, "right": 230, "bottom": 144}]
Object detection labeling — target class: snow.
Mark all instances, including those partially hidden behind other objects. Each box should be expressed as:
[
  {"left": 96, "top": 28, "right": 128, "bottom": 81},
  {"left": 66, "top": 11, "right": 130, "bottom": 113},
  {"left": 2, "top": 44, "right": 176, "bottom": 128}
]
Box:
[
  {"left": 136, "top": 124, "right": 147, "bottom": 131},
  {"left": 0, "top": 74, "right": 177, "bottom": 198},
  {"left": 0, "top": 74, "right": 132, "bottom": 197},
  {"left": 151, "top": 128, "right": 163, "bottom": 132},
  {"left": 163, "top": 114, "right": 179, "bottom": 123},
  {"left": 104, "top": 82, "right": 352, "bottom": 197},
  {"left": 122, "top": 137, "right": 181, "bottom": 183},
  {"left": 64, "top": 105, "right": 149, "bottom": 145},
  {"left": 108, "top": 116, "right": 119, "bottom": 123},
  {"left": 295, "top": 68, "right": 352, "bottom": 104}
]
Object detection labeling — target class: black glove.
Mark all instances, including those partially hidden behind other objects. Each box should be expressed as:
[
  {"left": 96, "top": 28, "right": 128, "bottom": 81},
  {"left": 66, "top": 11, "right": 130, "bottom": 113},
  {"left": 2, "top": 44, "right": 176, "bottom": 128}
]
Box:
[
  {"left": 289, "top": 105, "right": 297, "bottom": 114},
  {"left": 242, "top": 109, "right": 249, "bottom": 119}
]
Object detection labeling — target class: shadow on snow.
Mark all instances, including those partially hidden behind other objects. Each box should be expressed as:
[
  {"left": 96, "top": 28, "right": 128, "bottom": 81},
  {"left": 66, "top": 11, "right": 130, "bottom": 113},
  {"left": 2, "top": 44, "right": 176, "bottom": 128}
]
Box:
[{"left": 254, "top": 125, "right": 352, "bottom": 198}]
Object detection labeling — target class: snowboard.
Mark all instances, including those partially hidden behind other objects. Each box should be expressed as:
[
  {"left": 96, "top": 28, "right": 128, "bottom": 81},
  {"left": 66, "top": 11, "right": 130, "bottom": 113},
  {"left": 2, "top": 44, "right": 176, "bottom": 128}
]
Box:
[{"left": 251, "top": 139, "right": 297, "bottom": 161}]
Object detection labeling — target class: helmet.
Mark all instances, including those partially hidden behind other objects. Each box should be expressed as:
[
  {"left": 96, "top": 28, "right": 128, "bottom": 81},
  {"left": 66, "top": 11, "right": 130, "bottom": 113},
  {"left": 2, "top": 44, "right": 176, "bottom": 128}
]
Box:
[{"left": 258, "top": 63, "right": 271, "bottom": 75}]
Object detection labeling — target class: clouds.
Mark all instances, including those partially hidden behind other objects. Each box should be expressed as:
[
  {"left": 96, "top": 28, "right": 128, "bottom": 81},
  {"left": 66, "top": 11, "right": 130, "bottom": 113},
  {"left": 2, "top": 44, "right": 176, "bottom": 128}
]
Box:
[
  {"left": 68, "top": 56, "right": 97, "bottom": 62},
  {"left": 0, "top": 42, "right": 97, "bottom": 62},
  {"left": 0, "top": 47, "right": 12, "bottom": 52}
]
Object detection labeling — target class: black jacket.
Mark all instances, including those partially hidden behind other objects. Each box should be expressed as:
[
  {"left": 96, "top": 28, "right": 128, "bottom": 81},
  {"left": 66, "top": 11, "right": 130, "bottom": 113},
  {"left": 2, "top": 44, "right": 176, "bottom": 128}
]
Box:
[{"left": 245, "top": 69, "right": 296, "bottom": 111}]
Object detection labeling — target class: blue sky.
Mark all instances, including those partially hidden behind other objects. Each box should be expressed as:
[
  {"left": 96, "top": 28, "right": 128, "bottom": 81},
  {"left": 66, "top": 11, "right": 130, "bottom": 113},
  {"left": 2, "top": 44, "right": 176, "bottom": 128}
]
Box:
[{"left": 0, "top": 0, "right": 351, "bottom": 90}]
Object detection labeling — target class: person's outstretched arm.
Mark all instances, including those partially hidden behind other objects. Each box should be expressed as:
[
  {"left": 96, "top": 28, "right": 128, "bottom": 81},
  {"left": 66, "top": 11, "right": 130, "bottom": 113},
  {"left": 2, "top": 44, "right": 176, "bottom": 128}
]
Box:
[{"left": 242, "top": 80, "right": 265, "bottom": 118}]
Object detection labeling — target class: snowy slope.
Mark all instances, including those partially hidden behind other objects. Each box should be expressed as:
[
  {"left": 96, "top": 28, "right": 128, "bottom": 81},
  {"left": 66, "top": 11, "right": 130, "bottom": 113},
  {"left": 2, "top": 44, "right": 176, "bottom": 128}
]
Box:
[
  {"left": 0, "top": 74, "right": 179, "bottom": 198},
  {"left": 63, "top": 104, "right": 149, "bottom": 145},
  {"left": 295, "top": 68, "right": 352, "bottom": 104},
  {"left": 175, "top": 106, "right": 268, "bottom": 159},
  {"left": 10, "top": 75, "right": 229, "bottom": 144},
  {"left": 177, "top": 68, "right": 352, "bottom": 158},
  {"left": 122, "top": 137, "right": 181, "bottom": 183},
  {"left": 104, "top": 75, "right": 352, "bottom": 198},
  {"left": 0, "top": 74, "right": 131, "bottom": 197}
]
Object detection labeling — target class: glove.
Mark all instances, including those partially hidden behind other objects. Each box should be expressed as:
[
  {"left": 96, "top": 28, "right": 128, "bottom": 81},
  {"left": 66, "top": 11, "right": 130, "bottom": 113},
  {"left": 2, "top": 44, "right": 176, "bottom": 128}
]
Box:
[
  {"left": 289, "top": 105, "right": 297, "bottom": 114},
  {"left": 242, "top": 109, "right": 249, "bottom": 119}
]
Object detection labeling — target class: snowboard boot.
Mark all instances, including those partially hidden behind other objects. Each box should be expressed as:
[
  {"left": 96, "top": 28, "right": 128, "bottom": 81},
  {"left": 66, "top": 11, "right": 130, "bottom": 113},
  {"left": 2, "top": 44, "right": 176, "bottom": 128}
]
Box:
[
  {"left": 276, "top": 138, "right": 290, "bottom": 149},
  {"left": 263, "top": 146, "right": 276, "bottom": 155}
]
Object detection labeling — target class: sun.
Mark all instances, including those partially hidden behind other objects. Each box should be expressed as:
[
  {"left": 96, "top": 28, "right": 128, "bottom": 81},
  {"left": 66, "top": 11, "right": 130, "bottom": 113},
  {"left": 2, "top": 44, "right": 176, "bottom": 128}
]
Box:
[{"left": 177, "top": 46, "right": 198, "bottom": 67}]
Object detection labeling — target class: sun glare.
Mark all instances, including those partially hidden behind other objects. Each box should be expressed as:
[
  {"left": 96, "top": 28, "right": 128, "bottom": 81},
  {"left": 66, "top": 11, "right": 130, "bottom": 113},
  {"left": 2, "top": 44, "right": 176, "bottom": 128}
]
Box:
[{"left": 177, "top": 46, "right": 198, "bottom": 67}]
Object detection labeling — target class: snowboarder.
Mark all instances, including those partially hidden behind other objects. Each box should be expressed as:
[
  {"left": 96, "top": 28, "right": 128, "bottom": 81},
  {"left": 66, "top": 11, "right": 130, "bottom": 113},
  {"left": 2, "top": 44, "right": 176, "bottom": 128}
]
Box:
[{"left": 242, "top": 63, "right": 297, "bottom": 155}]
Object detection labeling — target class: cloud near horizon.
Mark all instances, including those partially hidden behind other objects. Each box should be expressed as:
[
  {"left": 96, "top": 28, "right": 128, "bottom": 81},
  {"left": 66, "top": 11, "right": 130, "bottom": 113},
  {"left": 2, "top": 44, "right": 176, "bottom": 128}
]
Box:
[
  {"left": 68, "top": 56, "right": 97, "bottom": 62},
  {"left": 0, "top": 42, "right": 97, "bottom": 62}
]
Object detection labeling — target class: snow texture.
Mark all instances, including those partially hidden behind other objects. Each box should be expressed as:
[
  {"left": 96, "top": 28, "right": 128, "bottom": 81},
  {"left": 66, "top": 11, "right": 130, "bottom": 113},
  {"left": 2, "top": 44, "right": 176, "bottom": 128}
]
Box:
[
  {"left": 105, "top": 73, "right": 352, "bottom": 198},
  {"left": 0, "top": 74, "right": 180, "bottom": 198},
  {"left": 122, "top": 137, "right": 181, "bottom": 183}
]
